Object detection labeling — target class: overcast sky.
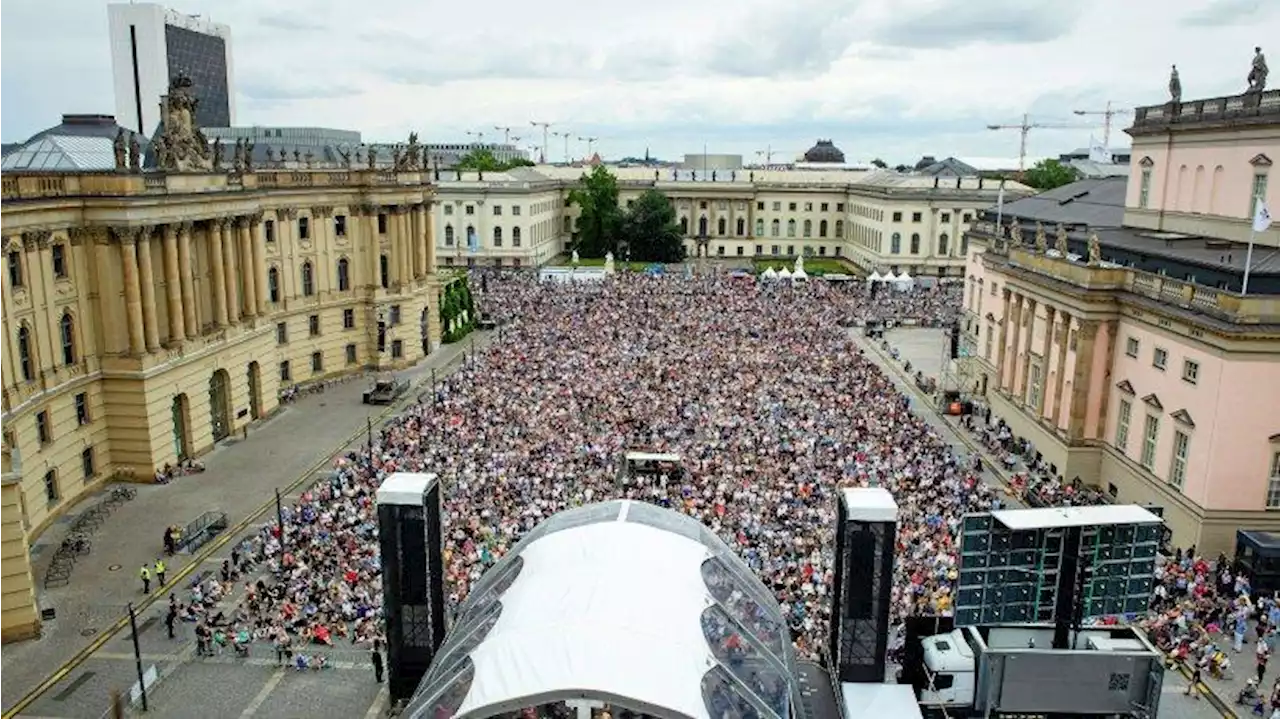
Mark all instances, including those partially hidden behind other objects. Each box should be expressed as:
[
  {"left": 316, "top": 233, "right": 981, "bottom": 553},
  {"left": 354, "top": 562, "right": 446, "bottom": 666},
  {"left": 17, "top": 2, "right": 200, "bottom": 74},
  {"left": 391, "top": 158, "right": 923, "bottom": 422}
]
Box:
[{"left": 2, "top": 0, "right": 1273, "bottom": 165}]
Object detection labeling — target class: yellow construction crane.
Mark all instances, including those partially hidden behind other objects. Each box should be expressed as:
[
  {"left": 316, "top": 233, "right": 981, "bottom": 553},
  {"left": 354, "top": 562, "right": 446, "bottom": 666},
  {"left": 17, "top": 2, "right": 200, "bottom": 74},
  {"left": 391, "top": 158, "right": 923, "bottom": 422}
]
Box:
[
  {"left": 986, "top": 113, "right": 1088, "bottom": 174},
  {"left": 1072, "top": 101, "right": 1133, "bottom": 150}
]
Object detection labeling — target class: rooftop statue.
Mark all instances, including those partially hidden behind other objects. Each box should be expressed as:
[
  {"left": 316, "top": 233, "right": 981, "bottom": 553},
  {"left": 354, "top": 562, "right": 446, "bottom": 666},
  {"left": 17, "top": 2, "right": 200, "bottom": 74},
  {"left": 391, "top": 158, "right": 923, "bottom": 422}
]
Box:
[
  {"left": 113, "top": 129, "right": 128, "bottom": 171},
  {"left": 1034, "top": 222, "right": 1047, "bottom": 253},
  {"left": 1248, "top": 46, "right": 1268, "bottom": 93},
  {"left": 156, "top": 73, "right": 213, "bottom": 172},
  {"left": 1088, "top": 233, "right": 1102, "bottom": 266},
  {"left": 1009, "top": 220, "right": 1023, "bottom": 247},
  {"left": 1054, "top": 223, "right": 1069, "bottom": 255},
  {"left": 211, "top": 137, "right": 223, "bottom": 171},
  {"left": 1169, "top": 64, "right": 1182, "bottom": 103}
]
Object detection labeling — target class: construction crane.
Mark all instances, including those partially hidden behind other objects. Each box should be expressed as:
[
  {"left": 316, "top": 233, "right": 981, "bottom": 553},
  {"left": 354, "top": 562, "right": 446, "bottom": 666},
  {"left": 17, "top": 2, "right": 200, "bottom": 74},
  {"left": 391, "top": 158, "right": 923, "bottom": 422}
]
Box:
[
  {"left": 493, "top": 126, "right": 514, "bottom": 146},
  {"left": 529, "top": 121, "right": 552, "bottom": 163},
  {"left": 1072, "top": 101, "right": 1133, "bottom": 151},
  {"left": 754, "top": 145, "right": 777, "bottom": 168},
  {"left": 986, "top": 113, "right": 1086, "bottom": 174},
  {"left": 465, "top": 130, "right": 485, "bottom": 147},
  {"left": 552, "top": 131, "right": 572, "bottom": 163},
  {"left": 578, "top": 136, "right": 598, "bottom": 159}
]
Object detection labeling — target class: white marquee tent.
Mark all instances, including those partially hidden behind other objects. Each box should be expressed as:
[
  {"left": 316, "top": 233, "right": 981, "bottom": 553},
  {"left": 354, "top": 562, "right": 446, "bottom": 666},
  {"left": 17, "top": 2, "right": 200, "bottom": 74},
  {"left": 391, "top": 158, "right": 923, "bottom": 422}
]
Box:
[{"left": 404, "top": 500, "right": 798, "bottom": 719}]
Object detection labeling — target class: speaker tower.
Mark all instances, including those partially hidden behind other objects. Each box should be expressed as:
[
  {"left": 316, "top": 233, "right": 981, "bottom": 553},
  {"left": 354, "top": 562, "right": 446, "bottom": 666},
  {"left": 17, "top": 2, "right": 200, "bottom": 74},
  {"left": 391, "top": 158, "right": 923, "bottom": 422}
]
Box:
[{"left": 828, "top": 487, "right": 898, "bottom": 683}]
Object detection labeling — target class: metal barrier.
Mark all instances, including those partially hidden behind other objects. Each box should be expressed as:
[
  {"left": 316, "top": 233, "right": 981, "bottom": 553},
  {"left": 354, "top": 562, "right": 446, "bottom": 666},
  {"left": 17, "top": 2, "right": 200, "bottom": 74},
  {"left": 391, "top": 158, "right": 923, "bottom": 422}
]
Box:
[{"left": 179, "top": 511, "right": 229, "bottom": 554}]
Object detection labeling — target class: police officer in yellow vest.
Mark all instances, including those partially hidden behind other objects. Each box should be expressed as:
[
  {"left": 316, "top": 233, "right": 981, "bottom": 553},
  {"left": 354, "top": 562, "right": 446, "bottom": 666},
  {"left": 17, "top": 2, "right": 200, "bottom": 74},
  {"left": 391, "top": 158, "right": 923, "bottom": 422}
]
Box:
[
  {"left": 140, "top": 564, "right": 151, "bottom": 594},
  {"left": 154, "top": 559, "right": 167, "bottom": 586}
]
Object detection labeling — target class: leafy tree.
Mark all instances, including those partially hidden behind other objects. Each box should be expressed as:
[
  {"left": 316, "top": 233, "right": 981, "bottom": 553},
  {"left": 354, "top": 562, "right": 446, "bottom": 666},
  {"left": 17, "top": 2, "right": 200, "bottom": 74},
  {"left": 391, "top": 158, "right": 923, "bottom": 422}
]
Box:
[
  {"left": 455, "top": 148, "right": 535, "bottom": 172},
  {"left": 1021, "top": 159, "right": 1080, "bottom": 191},
  {"left": 568, "top": 165, "right": 623, "bottom": 258},
  {"left": 870, "top": 158, "right": 888, "bottom": 169},
  {"left": 620, "top": 190, "right": 685, "bottom": 263}
]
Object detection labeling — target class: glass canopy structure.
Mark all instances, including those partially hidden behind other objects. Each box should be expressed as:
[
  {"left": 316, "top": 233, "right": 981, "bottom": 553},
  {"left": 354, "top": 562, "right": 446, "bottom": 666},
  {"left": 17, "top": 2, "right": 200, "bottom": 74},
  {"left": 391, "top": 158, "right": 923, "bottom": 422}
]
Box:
[{"left": 404, "top": 500, "right": 799, "bottom": 719}]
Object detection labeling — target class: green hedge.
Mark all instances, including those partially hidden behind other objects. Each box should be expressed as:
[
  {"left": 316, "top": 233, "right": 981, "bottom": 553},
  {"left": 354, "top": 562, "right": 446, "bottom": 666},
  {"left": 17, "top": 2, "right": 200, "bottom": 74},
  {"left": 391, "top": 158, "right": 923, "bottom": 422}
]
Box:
[{"left": 439, "top": 276, "right": 476, "bottom": 344}]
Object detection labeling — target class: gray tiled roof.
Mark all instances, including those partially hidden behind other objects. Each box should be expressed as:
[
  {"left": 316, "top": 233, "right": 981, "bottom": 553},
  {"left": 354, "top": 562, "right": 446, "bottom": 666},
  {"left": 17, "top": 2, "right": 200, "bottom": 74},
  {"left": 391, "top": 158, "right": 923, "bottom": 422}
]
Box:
[{"left": 999, "top": 178, "right": 1126, "bottom": 228}]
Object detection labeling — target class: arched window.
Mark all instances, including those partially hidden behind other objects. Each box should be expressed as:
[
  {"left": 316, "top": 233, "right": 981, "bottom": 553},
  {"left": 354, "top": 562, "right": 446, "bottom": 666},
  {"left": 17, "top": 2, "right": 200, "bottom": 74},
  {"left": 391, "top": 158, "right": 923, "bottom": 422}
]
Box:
[
  {"left": 890, "top": 232, "right": 902, "bottom": 254},
  {"left": 787, "top": 219, "right": 797, "bottom": 237},
  {"left": 803, "top": 219, "right": 812, "bottom": 237},
  {"left": 770, "top": 219, "right": 780, "bottom": 237},
  {"left": 512, "top": 227, "right": 522, "bottom": 247},
  {"left": 835, "top": 220, "right": 844, "bottom": 239},
  {"left": 17, "top": 325, "right": 33, "bottom": 381},
  {"left": 268, "top": 267, "right": 280, "bottom": 302},
  {"left": 737, "top": 218, "right": 745, "bottom": 236},
  {"left": 336, "top": 258, "right": 350, "bottom": 291},
  {"left": 380, "top": 254, "right": 390, "bottom": 288},
  {"left": 717, "top": 217, "right": 726, "bottom": 235},
  {"left": 445, "top": 225, "right": 455, "bottom": 246},
  {"left": 960, "top": 234, "right": 969, "bottom": 256},
  {"left": 819, "top": 219, "right": 828, "bottom": 238},
  {"left": 755, "top": 219, "right": 765, "bottom": 237},
  {"left": 301, "top": 261, "right": 314, "bottom": 296},
  {"left": 680, "top": 217, "right": 689, "bottom": 234},
  {"left": 910, "top": 233, "right": 921, "bottom": 254},
  {"left": 493, "top": 227, "right": 503, "bottom": 247},
  {"left": 938, "top": 233, "right": 950, "bottom": 255},
  {"left": 60, "top": 313, "right": 76, "bottom": 366}
]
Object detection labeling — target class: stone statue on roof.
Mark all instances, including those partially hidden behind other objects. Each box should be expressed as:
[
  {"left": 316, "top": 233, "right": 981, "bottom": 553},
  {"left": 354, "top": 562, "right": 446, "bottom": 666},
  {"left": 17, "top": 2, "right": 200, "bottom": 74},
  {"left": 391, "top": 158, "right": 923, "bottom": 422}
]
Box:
[
  {"left": 154, "top": 135, "right": 170, "bottom": 170},
  {"left": 1088, "top": 232, "right": 1102, "bottom": 265},
  {"left": 1248, "top": 47, "right": 1268, "bottom": 93},
  {"left": 113, "top": 129, "right": 128, "bottom": 171},
  {"left": 156, "top": 72, "right": 214, "bottom": 172},
  {"left": 1169, "top": 64, "right": 1182, "bottom": 103},
  {"left": 367, "top": 145, "right": 377, "bottom": 170},
  {"left": 1034, "top": 222, "right": 1047, "bottom": 253},
  {"left": 128, "top": 133, "right": 141, "bottom": 173},
  {"left": 337, "top": 144, "right": 351, "bottom": 169},
  {"left": 233, "top": 138, "right": 245, "bottom": 173},
  {"left": 1009, "top": 220, "right": 1023, "bottom": 247},
  {"left": 1054, "top": 223, "right": 1069, "bottom": 255},
  {"left": 211, "top": 137, "right": 223, "bottom": 171},
  {"left": 244, "top": 140, "right": 254, "bottom": 172}
]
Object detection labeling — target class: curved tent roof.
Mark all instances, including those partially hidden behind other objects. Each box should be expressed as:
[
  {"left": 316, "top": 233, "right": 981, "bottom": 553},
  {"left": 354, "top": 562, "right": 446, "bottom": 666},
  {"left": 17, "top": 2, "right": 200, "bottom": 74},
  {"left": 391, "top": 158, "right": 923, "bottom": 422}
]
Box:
[{"left": 405, "top": 500, "right": 798, "bottom": 719}]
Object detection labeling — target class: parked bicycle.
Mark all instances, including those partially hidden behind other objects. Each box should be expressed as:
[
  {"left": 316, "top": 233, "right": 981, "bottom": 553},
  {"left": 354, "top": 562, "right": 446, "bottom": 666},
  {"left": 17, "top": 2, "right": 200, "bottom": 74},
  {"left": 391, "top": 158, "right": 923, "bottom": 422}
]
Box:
[{"left": 109, "top": 486, "right": 137, "bottom": 502}]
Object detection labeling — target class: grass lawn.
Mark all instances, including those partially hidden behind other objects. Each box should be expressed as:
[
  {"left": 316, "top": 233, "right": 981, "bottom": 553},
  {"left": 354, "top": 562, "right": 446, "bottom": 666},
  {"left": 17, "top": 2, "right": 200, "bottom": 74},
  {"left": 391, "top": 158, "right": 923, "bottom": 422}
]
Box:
[
  {"left": 548, "top": 254, "right": 660, "bottom": 271},
  {"left": 751, "top": 257, "right": 859, "bottom": 276}
]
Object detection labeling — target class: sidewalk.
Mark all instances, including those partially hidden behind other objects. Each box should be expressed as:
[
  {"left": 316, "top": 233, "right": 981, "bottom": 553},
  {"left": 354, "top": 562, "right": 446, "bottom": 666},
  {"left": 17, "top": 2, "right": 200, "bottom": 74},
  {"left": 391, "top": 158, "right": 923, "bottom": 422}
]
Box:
[{"left": 1, "top": 332, "right": 491, "bottom": 715}]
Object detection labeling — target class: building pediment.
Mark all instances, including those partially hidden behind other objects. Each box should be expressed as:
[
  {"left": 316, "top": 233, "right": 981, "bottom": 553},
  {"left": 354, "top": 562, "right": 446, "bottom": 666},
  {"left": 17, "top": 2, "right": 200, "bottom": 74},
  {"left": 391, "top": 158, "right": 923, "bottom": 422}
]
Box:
[
  {"left": 1170, "top": 409, "right": 1195, "bottom": 428},
  {"left": 1116, "top": 380, "right": 1135, "bottom": 395},
  {"left": 1141, "top": 393, "right": 1163, "bottom": 410},
  {"left": 1138, "top": 156, "right": 1154, "bottom": 168},
  {"left": 1250, "top": 153, "right": 1273, "bottom": 167}
]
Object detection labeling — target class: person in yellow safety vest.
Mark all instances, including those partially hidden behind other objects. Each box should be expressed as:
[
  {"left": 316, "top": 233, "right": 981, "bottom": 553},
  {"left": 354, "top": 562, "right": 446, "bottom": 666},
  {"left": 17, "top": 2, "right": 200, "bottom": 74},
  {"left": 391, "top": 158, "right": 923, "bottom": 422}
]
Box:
[
  {"left": 155, "top": 559, "right": 167, "bottom": 586},
  {"left": 139, "top": 564, "right": 151, "bottom": 594}
]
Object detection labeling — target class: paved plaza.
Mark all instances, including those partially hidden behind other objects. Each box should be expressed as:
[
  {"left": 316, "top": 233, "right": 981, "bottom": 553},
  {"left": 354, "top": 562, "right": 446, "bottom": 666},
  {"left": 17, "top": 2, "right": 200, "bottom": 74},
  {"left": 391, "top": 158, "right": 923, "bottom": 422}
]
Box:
[{"left": 3, "top": 335, "right": 490, "bottom": 719}]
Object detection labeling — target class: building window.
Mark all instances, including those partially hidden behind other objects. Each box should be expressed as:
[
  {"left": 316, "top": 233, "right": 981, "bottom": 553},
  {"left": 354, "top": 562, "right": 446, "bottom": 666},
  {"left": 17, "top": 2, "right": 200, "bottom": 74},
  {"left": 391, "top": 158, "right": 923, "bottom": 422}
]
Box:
[
  {"left": 301, "top": 262, "right": 315, "bottom": 296},
  {"left": 1182, "top": 359, "right": 1199, "bottom": 384},
  {"left": 268, "top": 267, "right": 280, "bottom": 302},
  {"left": 771, "top": 219, "right": 780, "bottom": 237},
  {"left": 8, "top": 250, "right": 24, "bottom": 287},
  {"left": 390, "top": 305, "right": 401, "bottom": 325},
  {"left": 334, "top": 215, "right": 347, "bottom": 237},
  {"left": 1251, "top": 173, "right": 1269, "bottom": 219},
  {"left": 756, "top": 201, "right": 765, "bottom": 211},
  {"left": 939, "top": 233, "right": 949, "bottom": 255},
  {"left": 755, "top": 244, "right": 762, "bottom": 255},
  {"left": 465, "top": 205, "right": 475, "bottom": 216},
  {"left": 343, "top": 309, "right": 355, "bottom": 329},
  {"left": 279, "top": 361, "right": 291, "bottom": 381},
  {"left": 392, "top": 340, "right": 404, "bottom": 359},
  {"left": 787, "top": 220, "right": 797, "bottom": 238},
  {"left": 803, "top": 202, "right": 813, "bottom": 212},
  {"left": 60, "top": 313, "right": 76, "bottom": 365},
  {"left": 771, "top": 202, "right": 781, "bottom": 211},
  {"left": 346, "top": 344, "right": 357, "bottom": 365},
  {"left": 75, "top": 392, "right": 90, "bottom": 425},
  {"left": 1152, "top": 347, "right": 1168, "bottom": 370},
  {"left": 985, "top": 324, "right": 994, "bottom": 360},
  {"left": 311, "top": 351, "right": 323, "bottom": 373},
  {"left": 941, "top": 212, "right": 951, "bottom": 223},
  {"left": 445, "top": 225, "right": 455, "bottom": 246},
  {"left": 1169, "top": 431, "right": 1190, "bottom": 489},
  {"left": 17, "top": 325, "right": 34, "bottom": 380},
  {"left": 910, "top": 233, "right": 921, "bottom": 254},
  {"left": 737, "top": 246, "right": 744, "bottom": 256},
  {"left": 1139, "top": 168, "right": 1152, "bottom": 209},
  {"left": 803, "top": 220, "right": 812, "bottom": 237},
  {"left": 679, "top": 217, "right": 689, "bottom": 234},
  {"left": 37, "top": 409, "right": 51, "bottom": 445},
  {"left": 563, "top": 216, "right": 571, "bottom": 233},
  {"left": 265, "top": 219, "right": 275, "bottom": 243},
  {"left": 960, "top": 234, "right": 969, "bottom": 255},
  {"left": 819, "top": 246, "right": 826, "bottom": 256},
  {"left": 299, "top": 217, "right": 310, "bottom": 240},
  {"left": 820, "top": 202, "right": 829, "bottom": 212},
  {"left": 1028, "top": 361, "right": 1043, "bottom": 408},
  {"left": 787, "top": 245, "right": 795, "bottom": 256},
  {"left": 788, "top": 202, "right": 797, "bottom": 211},
  {"left": 82, "top": 447, "right": 96, "bottom": 480},
  {"left": 378, "top": 214, "right": 388, "bottom": 234},
  {"left": 380, "top": 254, "right": 390, "bottom": 288},
  {"left": 835, "top": 220, "right": 843, "bottom": 238},
  {"left": 444, "top": 205, "right": 453, "bottom": 216},
  {"left": 309, "top": 314, "right": 320, "bottom": 337},
  {"left": 1125, "top": 337, "right": 1139, "bottom": 358},
  {"left": 336, "top": 258, "right": 350, "bottom": 291},
  {"left": 512, "top": 227, "right": 522, "bottom": 247},
  {"left": 771, "top": 245, "right": 780, "bottom": 256},
  {"left": 893, "top": 212, "right": 903, "bottom": 222},
  {"left": 1115, "top": 399, "right": 1132, "bottom": 451},
  {"left": 755, "top": 219, "right": 764, "bottom": 236},
  {"left": 912, "top": 212, "right": 922, "bottom": 222},
  {"left": 718, "top": 217, "right": 727, "bottom": 236},
  {"left": 44, "top": 470, "right": 58, "bottom": 504},
  {"left": 1269, "top": 451, "right": 1280, "bottom": 508},
  {"left": 493, "top": 204, "right": 503, "bottom": 216},
  {"left": 493, "top": 227, "right": 503, "bottom": 247},
  {"left": 52, "top": 243, "right": 68, "bottom": 278},
  {"left": 276, "top": 322, "right": 288, "bottom": 344},
  {"left": 512, "top": 205, "right": 522, "bottom": 216},
  {"left": 819, "top": 220, "right": 828, "bottom": 238},
  {"left": 890, "top": 233, "right": 902, "bottom": 254},
  {"left": 1140, "top": 414, "right": 1160, "bottom": 470}
]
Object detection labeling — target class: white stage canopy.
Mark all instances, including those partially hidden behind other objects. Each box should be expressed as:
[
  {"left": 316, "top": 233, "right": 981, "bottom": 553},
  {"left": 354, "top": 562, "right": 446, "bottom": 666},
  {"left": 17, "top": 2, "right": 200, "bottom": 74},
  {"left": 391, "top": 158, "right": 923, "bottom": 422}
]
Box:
[{"left": 405, "top": 500, "right": 799, "bottom": 719}]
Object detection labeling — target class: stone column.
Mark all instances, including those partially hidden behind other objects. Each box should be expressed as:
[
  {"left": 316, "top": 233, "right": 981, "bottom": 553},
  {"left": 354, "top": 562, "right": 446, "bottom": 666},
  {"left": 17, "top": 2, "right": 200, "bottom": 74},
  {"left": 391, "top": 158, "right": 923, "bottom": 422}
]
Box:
[
  {"left": 1067, "top": 320, "right": 1100, "bottom": 440},
  {"left": 222, "top": 218, "right": 241, "bottom": 324},
  {"left": 177, "top": 222, "right": 198, "bottom": 338},
  {"left": 136, "top": 226, "right": 161, "bottom": 352},
  {"left": 1037, "top": 305, "right": 1055, "bottom": 417},
  {"left": 1005, "top": 292, "right": 1023, "bottom": 393},
  {"left": 209, "top": 219, "right": 229, "bottom": 327},
  {"left": 412, "top": 203, "right": 426, "bottom": 279},
  {"left": 1052, "top": 311, "right": 1072, "bottom": 429},
  {"left": 995, "top": 288, "right": 1011, "bottom": 387},
  {"left": 115, "top": 228, "right": 146, "bottom": 355},
  {"left": 161, "top": 223, "right": 185, "bottom": 343},
  {"left": 252, "top": 213, "right": 268, "bottom": 315},
  {"left": 425, "top": 201, "right": 436, "bottom": 274},
  {"left": 397, "top": 206, "right": 412, "bottom": 286},
  {"left": 1017, "top": 298, "right": 1037, "bottom": 401},
  {"left": 237, "top": 216, "right": 257, "bottom": 318}
]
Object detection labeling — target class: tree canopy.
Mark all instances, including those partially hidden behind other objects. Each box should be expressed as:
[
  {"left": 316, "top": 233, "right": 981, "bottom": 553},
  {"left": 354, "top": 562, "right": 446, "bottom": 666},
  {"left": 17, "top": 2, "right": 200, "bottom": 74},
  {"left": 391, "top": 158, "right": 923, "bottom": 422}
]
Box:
[
  {"left": 454, "top": 148, "right": 535, "bottom": 172},
  {"left": 569, "top": 166, "right": 686, "bottom": 263},
  {"left": 870, "top": 158, "right": 888, "bottom": 169},
  {"left": 1021, "top": 159, "right": 1080, "bottom": 191}
]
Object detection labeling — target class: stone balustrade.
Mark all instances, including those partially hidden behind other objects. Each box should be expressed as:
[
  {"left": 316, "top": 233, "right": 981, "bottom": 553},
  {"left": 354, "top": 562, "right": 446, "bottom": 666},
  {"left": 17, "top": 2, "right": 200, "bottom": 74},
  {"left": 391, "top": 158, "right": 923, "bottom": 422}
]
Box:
[{"left": 1131, "top": 90, "right": 1280, "bottom": 131}]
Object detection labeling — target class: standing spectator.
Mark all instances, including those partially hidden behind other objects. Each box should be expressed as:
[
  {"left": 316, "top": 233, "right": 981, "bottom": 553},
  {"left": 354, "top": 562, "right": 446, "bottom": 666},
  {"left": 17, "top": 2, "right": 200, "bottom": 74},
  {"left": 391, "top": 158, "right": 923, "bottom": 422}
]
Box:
[
  {"left": 154, "top": 559, "right": 166, "bottom": 587},
  {"left": 371, "top": 639, "right": 384, "bottom": 684},
  {"left": 138, "top": 564, "right": 151, "bottom": 594}
]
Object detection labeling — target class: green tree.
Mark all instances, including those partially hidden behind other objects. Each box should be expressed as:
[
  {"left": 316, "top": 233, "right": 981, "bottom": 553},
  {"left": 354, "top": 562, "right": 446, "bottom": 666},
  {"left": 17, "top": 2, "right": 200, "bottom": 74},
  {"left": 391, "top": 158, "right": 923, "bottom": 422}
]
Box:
[
  {"left": 455, "top": 148, "right": 535, "bottom": 172},
  {"left": 620, "top": 189, "right": 685, "bottom": 263},
  {"left": 870, "top": 158, "right": 888, "bottom": 169},
  {"left": 1022, "top": 159, "right": 1080, "bottom": 190},
  {"left": 568, "top": 165, "right": 623, "bottom": 258}
]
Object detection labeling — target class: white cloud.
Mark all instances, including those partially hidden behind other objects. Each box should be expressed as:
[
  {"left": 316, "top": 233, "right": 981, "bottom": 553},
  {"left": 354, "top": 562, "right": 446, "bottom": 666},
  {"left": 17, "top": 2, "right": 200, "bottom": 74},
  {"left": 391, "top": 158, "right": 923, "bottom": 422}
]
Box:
[{"left": 0, "top": 0, "right": 1267, "bottom": 164}]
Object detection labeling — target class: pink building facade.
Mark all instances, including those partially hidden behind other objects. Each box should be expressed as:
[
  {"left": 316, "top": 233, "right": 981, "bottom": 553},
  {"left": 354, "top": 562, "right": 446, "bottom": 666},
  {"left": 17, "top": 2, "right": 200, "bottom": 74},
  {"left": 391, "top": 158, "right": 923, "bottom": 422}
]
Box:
[{"left": 961, "top": 90, "right": 1280, "bottom": 554}]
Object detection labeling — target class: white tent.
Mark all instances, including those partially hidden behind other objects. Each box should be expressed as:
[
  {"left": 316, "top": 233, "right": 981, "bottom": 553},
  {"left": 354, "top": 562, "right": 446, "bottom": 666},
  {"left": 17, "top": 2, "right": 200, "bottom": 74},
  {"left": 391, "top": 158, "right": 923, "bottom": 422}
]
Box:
[
  {"left": 778, "top": 267, "right": 793, "bottom": 280},
  {"left": 867, "top": 270, "right": 885, "bottom": 283},
  {"left": 761, "top": 266, "right": 778, "bottom": 280},
  {"left": 892, "top": 271, "right": 914, "bottom": 291},
  {"left": 791, "top": 268, "right": 809, "bottom": 281}
]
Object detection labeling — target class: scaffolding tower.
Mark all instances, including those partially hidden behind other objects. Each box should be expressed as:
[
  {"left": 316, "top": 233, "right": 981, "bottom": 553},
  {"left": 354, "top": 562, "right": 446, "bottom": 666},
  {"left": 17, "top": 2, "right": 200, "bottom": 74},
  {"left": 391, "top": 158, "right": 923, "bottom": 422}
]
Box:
[{"left": 937, "top": 312, "right": 984, "bottom": 411}]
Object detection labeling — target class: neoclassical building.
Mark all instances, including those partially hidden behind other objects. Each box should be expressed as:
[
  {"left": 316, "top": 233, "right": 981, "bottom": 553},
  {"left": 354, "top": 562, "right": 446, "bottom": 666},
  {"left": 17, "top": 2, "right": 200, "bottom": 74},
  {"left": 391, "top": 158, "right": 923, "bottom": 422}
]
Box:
[
  {"left": 1, "top": 113, "right": 441, "bottom": 640},
  {"left": 960, "top": 87, "right": 1280, "bottom": 554}
]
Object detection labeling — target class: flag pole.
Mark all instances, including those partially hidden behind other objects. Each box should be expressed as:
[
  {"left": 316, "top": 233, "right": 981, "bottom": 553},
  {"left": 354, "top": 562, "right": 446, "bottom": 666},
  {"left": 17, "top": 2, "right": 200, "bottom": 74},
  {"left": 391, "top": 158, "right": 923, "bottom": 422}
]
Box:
[
  {"left": 1241, "top": 224, "right": 1257, "bottom": 295},
  {"left": 1244, "top": 199, "right": 1272, "bottom": 295}
]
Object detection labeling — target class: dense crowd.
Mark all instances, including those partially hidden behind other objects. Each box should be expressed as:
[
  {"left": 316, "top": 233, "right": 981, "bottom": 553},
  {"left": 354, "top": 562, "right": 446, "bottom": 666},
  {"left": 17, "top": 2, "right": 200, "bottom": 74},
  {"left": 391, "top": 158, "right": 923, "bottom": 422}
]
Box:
[{"left": 180, "top": 272, "right": 1006, "bottom": 710}]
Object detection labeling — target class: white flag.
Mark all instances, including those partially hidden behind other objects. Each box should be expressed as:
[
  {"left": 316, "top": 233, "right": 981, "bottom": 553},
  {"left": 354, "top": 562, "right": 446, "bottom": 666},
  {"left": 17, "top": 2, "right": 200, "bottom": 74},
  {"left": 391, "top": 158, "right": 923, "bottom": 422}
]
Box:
[
  {"left": 1088, "top": 136, "right": 1111, "bottom": 164},
  {"left": 1254, "top": 200, "right": 1273, "bottom": 233}
]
